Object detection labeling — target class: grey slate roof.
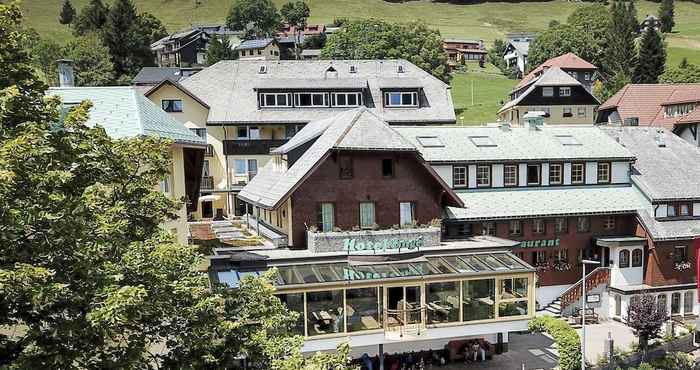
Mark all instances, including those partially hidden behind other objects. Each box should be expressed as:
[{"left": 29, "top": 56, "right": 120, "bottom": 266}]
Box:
[
  {"left": 179, "top": 59, "right": 455, "bottom": 124},
  {"left": 603, "top": 127, "right": 700, "bottom": 201},
  {"left": 254, "top": 78, "right": 367, "bottom": 90},
  {"left": 48, "top": 87, "right": 206, "bottom": 146},
  {"left": 499, "top": 67, "right": 593, "bottom": 113},
  {"left": 505, "top": 41, "right": 530, "bottom": 56},
  {"left": 238, "top": 108, "right": 458, "bottom": 209},
  {"left": 236, "top": 38, "right": 275, "bottom": 50},
  {"left": 636, "top": 208, "right": 700, "bottom": 241},
  {"left": 395, "top": 125, "right": 635, "bottom": 163},
  {"left": 132, "top": 67, "right": 186, "bottom": 85},
  {"left": 445, "top": 185, "right": 643, "bottom": 220}
]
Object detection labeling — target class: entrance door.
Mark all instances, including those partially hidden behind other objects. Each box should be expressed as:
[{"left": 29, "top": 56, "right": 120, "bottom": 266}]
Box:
[
  {"left": 201, "top": 194, "right": 213, "bottom": 218},
  {"left": 385, "top": 285, "right": 423, "bottom": 327}
]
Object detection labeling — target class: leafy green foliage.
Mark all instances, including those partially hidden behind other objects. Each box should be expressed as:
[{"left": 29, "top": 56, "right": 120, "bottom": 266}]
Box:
[
  {"left": 28, "top": 36, "right": 62, "bottom": 86},
  {"left": 137, "top": 12, "right": 168, "bottom": 44},
  {"left": 72, "top": 0, "right": 109, "bottom": 37},
  {"left": 658, "top": 0, "right": 675, "bottom": 33},
  {"left": 322, "top": 19, "right": 450, "bottom": 83},
  {"left": 626, "top": 294, "right": 668, "bottom": 358},
  {"left": 63, "top": 34, "right": 114, "bottom": 86},
  {"left": 648, "top": 352, "right": 694, "bottom": 370},
  {"left": 101, "top": 0, "right": 155, "bottom": 80},
  {"left": 660, "top": 60, "right": 700, "bottom": 82},
  {"left": 527, "top": 24, "right": 598, "bottom": 68},
  {"left": 528, "top": 316, "right": 581, "bottom": 370},
  {"left": 280, "top": 1, "right": 310, "bottom": 60},
  {"left": 59, "top": 0, "right": 75, "bottom": 25},
  {"left": 206, "top": 36, "right": 238, "bottom": 66},
  {"left": 595, "top": 71, "right": 631, "bottom": 102},
  {"left": 603, "top": 0, "right": 638, "bottom": 78},
  {"left": 226, "top": 0, "right": 281, "bottom": 38},
  {"left": 567, "top": 4, "right": 610, "bottom": 66},
  {"left": 632, "top": 27, "right": 666, "bottom": 83}
]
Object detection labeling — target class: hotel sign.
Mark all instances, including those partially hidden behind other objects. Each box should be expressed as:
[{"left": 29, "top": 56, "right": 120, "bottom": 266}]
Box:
[
  {"left": 520, "top": 239, "right": 560, "bottom": 248},
  {"left": 343, "top": 264, "right": 424, "bottom": 281},
  {"left": 343, "top": 236, "right": 424, "bottom": 253}
]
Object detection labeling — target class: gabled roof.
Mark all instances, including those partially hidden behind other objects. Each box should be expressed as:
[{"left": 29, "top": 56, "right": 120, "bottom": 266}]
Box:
[
  {"left": 516, "top": 53, "right": 596, "bottom": 89},
  {"left": 395, "top": 125, "right": 635, "bottom": 163},
  {"left": 504, "top": 41, "right": 529, "bottom": 56},
  {"left": 132, "top": 67, "right": 186, "bottom": 85},
  {"left": 144, "top": 80, "right": 210, "bottom": 109},
  {"left": 236, "top": 38, "right": 275, "bottom": 50},
  {"left": 598, "top": 84, "right": 700, "bottom": 129},
  {"left": 499, "top": 67, "right": 594, "bottom": 113},
  {"left": 676, "top": 107, "right": 700, "bottom": 125},
  {"left": 48, "top": 87, "right": 206, "bottom": 146},
  {"left": 238, "top": 108, "right": 463, "bottom": 209},
  {"left": 180, "top": 59, "right": 456, "bottom": 124}
]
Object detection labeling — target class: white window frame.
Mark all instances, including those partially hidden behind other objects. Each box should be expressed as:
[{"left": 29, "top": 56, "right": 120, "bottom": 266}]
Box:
[
  {"left": 532, "top": 219, "right": 545, "bottom": 234},
  {"left": 476, "top": 165, "right": 491, "bottom": 187},
  {"left": 384, "top": 91, "right": 418, "bottom": 107},
  {"left": 542, "top": 87, "right": 554, "bottom": 97},
  {"left": 259, "top": 93, "right": 292, "bottom": 107},
  {"left": 559, "top": 87, "right": 571, "bottom": 97},
  {"left": 584, "top": 72, "right": 591, "bottom": 81},
  {"left": 162, "top": 99, "right": 183, "bottom": 112},
  {"left": 597, "top": 162, "right": 610, "bottom": 183},
  {"left": 453, "top": 166, "right": 467, "bottom": 188},
  {"left": 549, "top": 163, "right": 562, "bottom": 185},
  {"left": 571, "top": 163, "right": 585, "bottom": 184},
  {"left": 294, "top": 92, "right": 328, "bottom": 107},
  {"left": 509, "top": 220, "right": 522, "bottom": 236},
  {"left": 359, "top": 202, "right": 376, "bottom": 229},
  {"left": 482, "top": 222, "right": 496, "bottom": 236},
  {"left": 504, "top": 164, "right": 518, "bottom": 187},
  {"left": 399, "top": 202, "right": 416, "bottom": 226},
  {"left": 319, "top": 202, "right": 335, "bottom": 232},
  {"left": 577, "top": 107, "right": 586, "bottom": 117},
  {"left": 331, "top": 92, "right": 363, "bottom": 107}
]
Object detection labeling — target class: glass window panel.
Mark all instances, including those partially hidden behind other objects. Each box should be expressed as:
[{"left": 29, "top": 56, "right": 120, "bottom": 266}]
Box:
[
  {"left": 476, "top": 255, "right": 508, "bottom": 270},
  {"left": 462, "top": 279, "right": 495, "bottom": 321},
  {"left": 409, "top": 261, "right": 442, "bottom": 275},
  {"left": 427, "top": 281, "right": 460, "bottom": 324},
  {"left": 493, "top": 254, "right": 525, "bottom": 269},
  {"left": 265, "top": 94, "right": 276, "bottom": 106},
  {"left": 314, "top": 264, "right": 343, "bottom": 282},
  {"left": 348, "top": 93, "right": 357, "bottom": 106},
  {"left": 237, "top": 271, "right": 260, "bottom": 281},
  {"left": 294, "top": 265, "right": 321, "bottom": 283},
  {"left": 499, "top": 277, "right": 528, "bottom": 299},
  {"left": 217, "top": 271, "right": 240, "bottom": 288},
  {"left": 336, "top": 94, "right": 346, "bottom": 106},
  {"left": 277, "top": 293, "right": 305, "bottom": 335},
  {"left": 359, "top": 202, "right": 375, "bottom": 229},
  {"left": 499, "top": 301, "right": 528, "bottom": 317},
  {"left": 276, "top": 266, "right": 303, "bottom": 285},
  {"left": 657, "top": 294, "right": 667, "bottom": 313},
  {"left": 459, "top": 255, "right": 490, "bottom": 271},
  {"left": 426, "top": 257, "right": 458, "bottom": 274},
  {"left": 389, "top": 93, "right": 402, "bottom": 106},
  {"left": 684, "top": 291, "right": 693, "bottom": 314},
  {"left": 672, "top": 292, "right": 681, "bottom": 315},
  {"left": 440, "top": 256, "right": 475, "bottom": 273},
  {"left": 306, "top": 290, "right": 344, "bottom": 336},
  {"left": 346, "top": 287, "right": 381, "bottom": 332},
  {"left": 401, "top": 92, "right": 413, "bottom": 105}
]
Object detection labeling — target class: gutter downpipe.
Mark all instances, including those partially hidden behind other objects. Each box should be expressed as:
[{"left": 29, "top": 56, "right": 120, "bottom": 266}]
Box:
[{"left": 223, "top": 126, "right": 232, "bottom": 217}]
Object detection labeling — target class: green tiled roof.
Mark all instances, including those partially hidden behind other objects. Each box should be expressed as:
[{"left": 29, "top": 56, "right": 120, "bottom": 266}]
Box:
[{"left": 48, "top": 87, "right": 205, "bottom": 146}]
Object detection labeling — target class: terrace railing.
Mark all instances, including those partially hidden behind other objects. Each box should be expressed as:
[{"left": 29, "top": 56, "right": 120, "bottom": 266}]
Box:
[
  {"left": 383, "top": 306, "right": 427, "bottom": 340},
  {"left": 560, "top": 267, "right": 610, "bottom": 313}
]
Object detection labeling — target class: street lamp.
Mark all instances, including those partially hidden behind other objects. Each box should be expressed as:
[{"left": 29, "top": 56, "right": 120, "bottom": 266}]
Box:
[{"left": 581, "top": 259, "right": 600, "bottom": 370}]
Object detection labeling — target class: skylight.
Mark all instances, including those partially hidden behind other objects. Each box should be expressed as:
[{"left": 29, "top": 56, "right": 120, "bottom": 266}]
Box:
[
  {"left": 555, "top": 135, "right": 581, "bottom": 146},
  {"left": 416, "top": 136, "right": 444, "bottom": 147},
  {"left": 469, "top": 136, "right": 497, "bottom": 147}
]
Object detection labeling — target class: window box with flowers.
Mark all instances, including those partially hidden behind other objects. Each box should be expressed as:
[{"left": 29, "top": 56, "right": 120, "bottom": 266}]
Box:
[
  {"left": 554, "top": 260, "right": 572, "bottom": 271},
  {"left": 535, "top": 262, "right": 550, "bottom": 272},
  {"left": 674, "top": 261, "right": 692, "bottom": 271}
]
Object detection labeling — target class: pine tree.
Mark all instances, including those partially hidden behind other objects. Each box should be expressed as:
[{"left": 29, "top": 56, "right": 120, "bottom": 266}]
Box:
[
  {"left": 602, "top": 0, "right": 638, "bottom": 78},
  {"left": 102, "top": 0, "right": 153, "bottom": 79},
  {"left": 59, "top": 0, "right": 75, "bottom": 25},
  {"left": 632, "top": 27, "right": 666, "bottom": 84},
  {"left": 658, "top": 0, "right": 675, "bottom": 33},
  {"left": 626, "top": 1, "right": 639, "bottom": 35},
  {"left": 72, "top": 0, "right": 108, "bottom": 36}
]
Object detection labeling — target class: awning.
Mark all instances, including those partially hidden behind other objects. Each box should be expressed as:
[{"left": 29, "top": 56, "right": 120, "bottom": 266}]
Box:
[{"left": 199, "top": 194, "right": 221, "bottom": 202}]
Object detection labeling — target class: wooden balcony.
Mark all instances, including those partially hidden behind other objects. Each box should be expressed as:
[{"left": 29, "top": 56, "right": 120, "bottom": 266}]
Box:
[
  {"left": 204, "top": 144, "right": 215, "bottom": 157},
  {"left": 223, "top": 139, "right": 289, "bottom": 155}
]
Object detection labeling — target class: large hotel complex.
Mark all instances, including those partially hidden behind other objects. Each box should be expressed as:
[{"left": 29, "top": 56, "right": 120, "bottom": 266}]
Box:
[{"left": 54, "top": 58, "right": 700, "bottom": 363}]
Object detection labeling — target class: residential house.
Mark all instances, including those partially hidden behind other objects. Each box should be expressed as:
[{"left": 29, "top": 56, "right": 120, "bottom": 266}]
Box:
[
  {"left": 48, "top": 86, "right": 207, "bottom": 245},
  {"left": 498, "top": 66, "right": 600, "bottom": 125},
  {"left": 151, "top": 24, "right": 244, "bottom": 68},
  {"left": 395, "top": 121, "right": 642, "bottom": 311},
  {"left": 596, "top": 84, "right": 700, "bottom": 147},
  {"left": 236, "top": 38, "right": 281, "bottom": 61},
  {"left": 214, "top": 107, "right": 535, "bottom": 356},
  {"left": 503, "top": 33, "right": 536, "bottom": 76},
  {"left": 156, "top": 59, "right": 455, "bottom": 220},
  {"left": 132, "top": 67, "right": 201, "bottom": 92},
  {"left": 516, "top": 53, "right": 597, "bottom": 92},
  {"left": 301, "top": 49, "right": 322, "bottom": 60},
  {"left": 603, "top": 127, "right": 700, "bottom": 320},
  {"left": 442, "top": 39, "right": 486, "bottom": 70}
]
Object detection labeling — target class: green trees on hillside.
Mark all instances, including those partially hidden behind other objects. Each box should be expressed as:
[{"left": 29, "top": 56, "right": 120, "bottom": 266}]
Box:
[
  {"left": 72, "top": 0, "right": 109, "bottom": 36},
  {"left": 206, "top": 36, "right": 238, "bottom": 66},
  {"left": 660, "top": 58, "right": 700, "bottom": 83},
  {"left": 602, "top": 0, "right": 639, "bottom": 79},
  {"left": 226, "top": 0, "right": 281, "bottom": 38},
  {"left": 59, "top": 0, "right": 75, "bottom": 25},
  {"left": 63, "top": 34, "right": 115, "bottom": 86},
  {"left": 632, "top": 27, "right": 666, "bottom": 83},
  {"left": 658, "top": 0, "right": 675, "bottom": 33},
  {"left": 527, "top": 24, "right": 598, "bottom": 68}
]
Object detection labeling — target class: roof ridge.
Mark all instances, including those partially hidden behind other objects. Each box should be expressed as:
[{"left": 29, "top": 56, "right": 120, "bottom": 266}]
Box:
[
  {"left": 332, "top": 108, "right": 366, "bottom": 147},
  {"left": 129, "top": 88, "right": 146, "bottom": 136}
]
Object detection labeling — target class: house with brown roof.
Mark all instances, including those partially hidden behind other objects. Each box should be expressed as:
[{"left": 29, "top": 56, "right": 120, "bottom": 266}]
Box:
[
  {"left": 515, "top": 53, "right": 597, "bottom": 94},
  {"left": 442, "top": 39, "right": 486, "bottom": 70},
  {"left": 596, "top": 84, "right": 700, "bottom": 147}
]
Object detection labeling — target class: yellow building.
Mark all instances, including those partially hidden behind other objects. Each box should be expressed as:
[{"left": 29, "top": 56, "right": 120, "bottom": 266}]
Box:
[{"left": 49, "top": 86, "right": 208, "bottom": 245}]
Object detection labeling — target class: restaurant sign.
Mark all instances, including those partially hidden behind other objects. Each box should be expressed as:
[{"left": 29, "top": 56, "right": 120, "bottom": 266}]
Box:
[
  {"left": 343, "top": 236, "right": 424, "bottom": 253},
  {"left": 520, "top": 239, "right": 560, "bottom": 248}
]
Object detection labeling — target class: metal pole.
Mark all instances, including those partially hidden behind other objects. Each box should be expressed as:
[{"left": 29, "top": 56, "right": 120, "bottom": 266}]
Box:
[
  {"left": 379, "top": 344, "right": 384, "bottom": 370},
  {"left": 582, "top": 263, "right": 586, "bottom": 370}
]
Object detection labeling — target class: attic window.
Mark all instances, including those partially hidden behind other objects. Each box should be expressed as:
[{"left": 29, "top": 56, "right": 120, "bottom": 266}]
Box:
[
  {"left": 326, "top": 66, "right": 337, "bottom": 72},
  {"left": 349, "top": 65, "right": 357, "bottom": 73},
  {"left": 397, "top": 65, "right": 405, "bottom": 73},
  {"left": 258, "top": 65, "right": 267, "bottom": 74},
  {"left": 555, "top": 135, "right": 580, "bottom": 146},
  {"left": 416, "top": 136, "right": 444, "bottom": 147},
  {"left": 469, "top": 136, "right": 497, "bottom": 147}
]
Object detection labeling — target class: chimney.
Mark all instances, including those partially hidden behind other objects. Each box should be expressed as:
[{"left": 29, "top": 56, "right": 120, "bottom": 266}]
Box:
[
  {"left": 499, "top": 122, "right": 511, "bottom": 131},
  {"left": 57, "top": 59, "right": 74, "bottom": 87},
  {"left": 523, "top": 111, "right": 546, "bottom": 130},
  {"left": 655, "top": 129, "right": 666, "bottom": 147}
]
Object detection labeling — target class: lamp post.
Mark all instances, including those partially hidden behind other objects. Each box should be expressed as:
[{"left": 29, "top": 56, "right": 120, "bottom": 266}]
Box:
[{"left": 581, "top": 259, "right": 600, "bottom": 370}]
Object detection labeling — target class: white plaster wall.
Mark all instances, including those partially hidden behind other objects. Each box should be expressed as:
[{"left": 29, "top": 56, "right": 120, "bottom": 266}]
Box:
[
  {"left": 609, "top": 245, "right": 644, "bottom": 287},
  {"left": 655, "top": 204, "right": 668, "bottom": 218},
  {"left": 585, "top": 162, "right": 597, "bottom": 184},
  {"left": 563, "top": 163, "right": 572, "bottom": 185},
  {"left": 433, "top": 165, "right": 453, "bottom": 187},
  {"left": 611, "top": 161, "right": 630, "bottom": 184},
  {"left": 518, "top": 163, "right": 527, "bottom": 187},
  {"left": 492, "top": 164, "right": 504, "bottom": 187},
  {"left": 694, "top": 203, "right": 700, "bottom": 217},
  {"left": 541, "top": 163, "right": 550, "bottom": 186},
  {"left": 536, "top": 284, "right": 571, "bottom": 307},
  {"left": 468, "top": 165, "right": 477, "bottom": 188}
]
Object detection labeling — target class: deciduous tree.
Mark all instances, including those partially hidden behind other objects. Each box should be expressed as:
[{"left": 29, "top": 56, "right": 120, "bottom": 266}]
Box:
[
  {"left": 29, "top": 37, "right": 63, "bottom": 86},
  {"left": 632, "top": 27, "right": 666, "bottom": 84},
  {"left": 322, "top": 19, "right": 451, "bottom": 83},
  {"left": 626, "top": 294, "right": 668, "bottom": 360},
  {"left": 527, "top": 24, "right": 598, "bottom": 69},
  {"left": 660, "top": 60, "right": 700, "bottom": 83},
  {"left": 281, "top": 1, "right": 310, "bottom": 59},
  {"left": 63, "top": 34, "right": 114, "bottom": 86},
  {"left": 59, "top": 0, "right": 75, "bottom": 25},
  {"left": 567, "top": 4, "right": 610, "bottom": 66},
  {"left": 137, "top": 12, "right": 168, "bottom": 44},
  {"left": 72, "top": 0, "right": 109, "bottom": 36},
  {"left": 206, "top": 35, "right": 238, "bottom": 66},
  {"left": 658, "top": 0, "right": 675, "bottom": 33},
  {"left": 226, "top": 0, "right": 280, "bottom": 38}
]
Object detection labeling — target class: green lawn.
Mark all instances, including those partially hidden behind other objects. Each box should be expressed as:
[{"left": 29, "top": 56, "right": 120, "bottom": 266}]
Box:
[{"left": 450, "top": 63, "right": 517, "bottom": 125}]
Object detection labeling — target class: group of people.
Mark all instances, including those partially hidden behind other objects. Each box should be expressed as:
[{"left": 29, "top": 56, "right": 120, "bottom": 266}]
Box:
[{"left": 461, "top": 339, "right": 488, "bottom": 363}]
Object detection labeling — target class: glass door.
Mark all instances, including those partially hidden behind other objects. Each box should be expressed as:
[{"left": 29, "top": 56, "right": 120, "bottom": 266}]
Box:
[{"left": 384, "top": 285, "right": 423, "bottom": 328}]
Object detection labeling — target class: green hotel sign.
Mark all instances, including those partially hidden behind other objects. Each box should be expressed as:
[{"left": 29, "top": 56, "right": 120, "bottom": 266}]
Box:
[
  {"left": 520, "top": 239, "right": 560, "bottom": 248},
  {"left": 343, "top": 236, "right": 424, "bottom": 253},
  {"left": 343, "top": 264, "right": 424, "bottom": 281}
]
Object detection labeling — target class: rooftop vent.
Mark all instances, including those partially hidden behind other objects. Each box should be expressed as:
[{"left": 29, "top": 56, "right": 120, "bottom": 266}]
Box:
[
  {"left": 397, "top": 65, "right": 405, "bottom": 73},
  {"left": 655, "top": 129, "right": 666, "bottom": 147},
  {"left": 325, "top": 65, "right": 338, "bottom": 79},
  {"left": 416, "top": 136, "right": 444, "bottom": 147},
  {"left": 499, "top": 122, "right": 511, "bottom": 131},
  {"left": 258, "top": 65, "right": 267, "bottom": 74},
  {"left": 523, "top": 111, "right": 546, "bottom": 130},
  {"left": 349, "top": 65, "right": 357, "bottom": 73}
]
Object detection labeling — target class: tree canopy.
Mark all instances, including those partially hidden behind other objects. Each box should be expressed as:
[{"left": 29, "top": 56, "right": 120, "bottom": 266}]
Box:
[
  {"left": 72, "top": 0, "right": 109, "bottom": 36},
  {"left": 63, "top": 34, "right": 115, "bottom": 86},
  {"left": 226, "top": 0, "right": 281, "bottom": 38},
  {"left": 59, "top": 0, "right": 76, "bottom": 25},
  {"left": 206, "top": 36, "right": 238, "bottom": 66},
  {"left": 626, "top": 294, "right": 668, "bottom": 358},
  {"left": 659, "top": 61, "right": 700, "bottom": 83},
  {"left": 322, "top": 19, "right": 451, "bottom": 83},
  {"left": 632, "top": 27, "right": 666, "bottom": 83},
  {"left": 101, "top": 0, "right": 155, "bottom": 80},
  {"left": 658, "top": 0, "right": 675, "bottom": 33},
  {"left": 137, "top": 12, "right": 168, "bottom": 44},
  {"left": 526, "top": 24, "right": 598, "bottom": 69},
  {"left": 567, "top": 4, "right": 610, "bottom": 66}
]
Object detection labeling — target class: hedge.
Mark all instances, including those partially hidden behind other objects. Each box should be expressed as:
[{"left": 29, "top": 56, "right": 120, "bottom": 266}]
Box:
[{"left": 528, "top": 316, "right": 581, "bottom": 370}]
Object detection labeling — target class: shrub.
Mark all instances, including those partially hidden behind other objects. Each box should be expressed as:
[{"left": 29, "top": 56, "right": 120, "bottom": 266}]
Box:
[{"left": 528, "top": 316, "right": 581, "bottom": 370}]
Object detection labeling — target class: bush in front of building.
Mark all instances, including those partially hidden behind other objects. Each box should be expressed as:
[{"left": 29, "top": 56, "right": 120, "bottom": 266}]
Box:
[{"left": 528, "top": 316, "right": 581, "bottom": 370}]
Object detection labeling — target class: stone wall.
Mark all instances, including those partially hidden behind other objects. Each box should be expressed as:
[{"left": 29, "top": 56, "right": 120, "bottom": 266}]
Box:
[{"left": 307, "top": 227, "right": 441, "bottom": 253}]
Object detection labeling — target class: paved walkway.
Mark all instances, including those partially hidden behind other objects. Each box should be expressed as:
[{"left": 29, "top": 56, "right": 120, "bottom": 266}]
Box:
[
  {"left": 440, "top": 333, "right": 559, "bottom": 370},
  {"left": 574, "top": 320, "right": 637, "bottom": 364}
]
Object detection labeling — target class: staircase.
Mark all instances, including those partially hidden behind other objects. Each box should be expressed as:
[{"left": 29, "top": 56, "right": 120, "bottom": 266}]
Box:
[
  {"left": 537, "top": 267, "right": 610, "bottom": 318},
  {"left": 210, "top": 220, "right": 242, "bottom": 241},
  {"left": 539, "top": 298, "right": 563, "bottom": 317}
]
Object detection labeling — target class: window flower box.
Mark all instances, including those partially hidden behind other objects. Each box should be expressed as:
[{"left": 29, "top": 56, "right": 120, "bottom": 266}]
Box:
[{"left": 674, "top": 261, "right": 692, "bottom": 271}]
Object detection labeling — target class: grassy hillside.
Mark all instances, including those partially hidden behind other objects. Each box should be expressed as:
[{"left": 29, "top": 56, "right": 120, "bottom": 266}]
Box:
[{"left": 451, "top": 64, "right": 517, "bottom": 125}]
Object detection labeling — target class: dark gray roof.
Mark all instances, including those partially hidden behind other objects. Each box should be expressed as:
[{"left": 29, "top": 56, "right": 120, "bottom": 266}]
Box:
[
  {"left": 603, "top": 127, "right": 700, "bottom": 201},
  {"left": 236, "top": 38, "right": 275, "bottom": 50},
  {"left": 637, "top": 208, "right": 700, "bottom": 241},
  {"left": 254, "top": 78, "right": 367, "bottom": 90},
  {"left": 132, "top": 67, "right": 186, "bottom": 85},
  {"left": 395, "top": 125, "right": 635, "bottom": 163},
  {"left": 180, "top": 59, "right": 455, "bottom": 124}
]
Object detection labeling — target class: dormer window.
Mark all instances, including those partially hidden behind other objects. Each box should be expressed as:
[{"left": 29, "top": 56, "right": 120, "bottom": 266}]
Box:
[
  {"left": 384, "top": 91, "right": 418, "bottom": 107},
  {"left": 258, "top": 65, "right": 267, "bottom": 74},
  {"left": 397, "top": 65, "right": 405, "bottom": 73},
  {"left": 349, "top": 65, "right": 357, "bottom": 73},
  {"left": 331, "top": 92, "right": 362, "bottom": 107},
  {"left": 294, "top": 92, "right": 328, "bottom": 107},
  {"left": 259, "top": 92, "right": 292, "bottom": 107}
]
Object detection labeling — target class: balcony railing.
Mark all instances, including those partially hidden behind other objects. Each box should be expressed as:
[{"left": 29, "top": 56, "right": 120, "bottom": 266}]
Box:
[
  {"left": 560, "top": 267, "right": 610, "bottom": 312},
  {"left": 204, "top": 144, "right": 215, "bottom": 157},
  {"left": 201, "top": 176, "right": 214, "bottom": 190},
  {"left": 223, "top": 139, "right": 289, "bottom": 155}
]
